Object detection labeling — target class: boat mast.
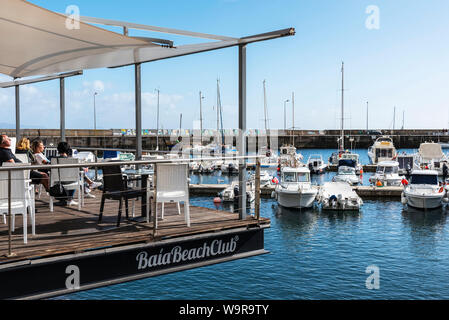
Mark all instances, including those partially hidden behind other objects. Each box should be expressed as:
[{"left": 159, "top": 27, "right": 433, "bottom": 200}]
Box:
[
  {"left": 366, "top": 101, "right": 369, "bottom": 132},
  {"left": 340, "top": 62, "right": 344, "bottom": 151},
  {"left": 156, "top": 88, "right": 160, "bottom": 151},
  {"left": 263, "top": 80, "right": 268, "bottom": 132},
  {"left": 217, "top": 79, "right": 225, "bottom": 150},
  {"left": 292, "top": 91, "right": 295, "bottom": 146},
  {"left": 199, "top": 91, "right": 203, "bottom": 144}
]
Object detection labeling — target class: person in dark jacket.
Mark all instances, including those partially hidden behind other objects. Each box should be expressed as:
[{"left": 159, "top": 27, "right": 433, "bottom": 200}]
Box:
[{"left": 442, "top": 162, "right": 448, "bottom": 184}]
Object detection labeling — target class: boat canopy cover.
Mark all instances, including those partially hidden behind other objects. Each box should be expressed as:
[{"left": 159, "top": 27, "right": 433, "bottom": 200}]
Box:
[
  {"left": 0, "top": 0, "right": 294, "bottom": 78},
  {"left": 418, "top": 143, "right": 444, "bottom": 160},
  {"left": 338, "top": 159, "right": 356, "bottom": 168}
]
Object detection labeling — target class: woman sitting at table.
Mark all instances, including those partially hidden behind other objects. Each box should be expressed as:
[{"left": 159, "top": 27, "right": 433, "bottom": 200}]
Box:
[
  {"left": 17, "top": 138, "right": 50, "bottom": 192},
  {"left": 52, "top": 141, "right": 78, "bottom": 207}
]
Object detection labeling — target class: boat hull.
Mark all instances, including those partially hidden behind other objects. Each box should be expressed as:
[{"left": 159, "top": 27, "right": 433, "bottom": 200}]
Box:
[
  {"left": 403, "top": 192, "right": 444, "bottom": 209},
  {"left": 275, "top": 190, "right": 317, "bottom": 209}
]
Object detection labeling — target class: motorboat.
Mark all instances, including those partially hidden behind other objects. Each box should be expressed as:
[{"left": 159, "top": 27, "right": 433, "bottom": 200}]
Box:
[
  {"left": 317, "top": 182, "right": 363, "bottom": 211},
  {"left": 219, "top": 180, "right": 255, "bottom": 203},
  {"left": 339, "top": 152, "right": 362, "bottom": 174},
  {"left": 367, "top": 136, "right": 397, "bottom": 164},
  {"left": 332, "top": 159, "right": 360, "bottom": 186},
  {"left": 328, "top": 150, "right": 351, "bottom": 165},
  {"left": 397, "top": 152, "right": 419, "bottom": 175},
  {"left": 198, "top": 161, "right": 215, "bottom": 173},
  {"left": 250, "top": 170, "right": 277, "bottom": 187},
  {"left": 307, "top": 154, "right": 327, "bottom": 174},
  {"left": 189, "top": 161, "right": 200, "bottom": 173},
  {"left": 273, "top": 167, "right": 318, "bottom": 209},
  {"left": 221, "top": 160, "right": 239, "bottom": 174},
  {"left": 401, "top": 169, "right": 447, "bottom": 209},
  {"left": 417, "top": 142, "right": 448, "bottom": 175},
  {"left": 369, "top": 161, "right": 404, "bottom": 187},
  {"left": 259, "top": 146, "right": 279, "bottom": 168},
  {"left": 72, "top": 151, "right": 96, "bottom": 163}
]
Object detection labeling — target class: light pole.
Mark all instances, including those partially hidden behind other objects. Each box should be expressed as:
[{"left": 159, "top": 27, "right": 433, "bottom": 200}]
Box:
[
  {"left": 155, "top": 89, "right": 160, "bottom": 151},
  {"left": 93, "top": 92, "right": 98, "bottom": 131},
  {"left": 283, "top": 99, "right": 289, "bottom": 131}
]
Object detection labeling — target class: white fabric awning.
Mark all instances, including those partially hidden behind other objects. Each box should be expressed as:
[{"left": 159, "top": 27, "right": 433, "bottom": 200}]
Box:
[{"left": 1, "top": 0, "right": 294, "bottom": 79}]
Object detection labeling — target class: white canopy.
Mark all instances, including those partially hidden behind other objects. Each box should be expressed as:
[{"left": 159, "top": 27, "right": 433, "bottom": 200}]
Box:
[
  {"left": 418, "top": 142, "right": 444, "bottom": 160},
  {"left": 1, "top": 0, "right": 294, "bottom": 79}
]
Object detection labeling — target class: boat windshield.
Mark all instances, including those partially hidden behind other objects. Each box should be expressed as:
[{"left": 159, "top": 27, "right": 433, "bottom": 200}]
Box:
[
  {"left": 410, "top": 174, "right": 438, "bottom": 185},
  {"left": 376, "top": 148, "right": 393, "bottom": 158},
  {"left": 283, "top": 172, "right": 310, "bottom": 183},
  {"left": 338, "top": 166, "right": 355, "bottom": 175},
  {"left": 377, "top": 166, "right": 398, "bottom": 174}
]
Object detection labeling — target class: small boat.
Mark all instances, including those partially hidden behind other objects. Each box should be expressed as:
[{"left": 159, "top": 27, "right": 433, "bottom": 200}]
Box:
[
  {"left": 273, "top": 167, "right": 318, "bottom": 209},
  {"left": 369, "top": 161, "right": 404, "bottom": 187},
  {"left": 199, "top": 161, "right": 215, "bottom": 174},
  {"left": 328, "top": 150, "right": 351, "bottom": 165},
  {"left": 332, "top": 159, "right": 360, "bottom": 186},
  {"left": 401, "top": 169, "right": 447, "bottom": 209},
  {"left": 339, "top": 152, "right": 363, "bottom": 174},
  {"left": 307, "top": 154, "right": 327, "bottom": 174},
  {"left": 397, "top": 152, "right": 419, "bottom": 175},
  {"left": 221, "top": 160, "right": 239, "bottom": 174},
  {"left": 367, "top": 135, "right": 397, "bottom": 164},
  {"left": 317, "top": 182, "right": 363, "bottom": 211},
  {"left": 417, "top": 142, "right": 448, "bottom": 175},
  {"left": 250, "top": 170, "right": 276, "bottom": 187},
  {"left": 72, "top": 151, "right": 96, "bottom": 163},
  {"left": 259, "top": 146, "right": 279, "bottom": 168},
  {"left": 219, "top": 180, "right": 255, "bottom": 203}
]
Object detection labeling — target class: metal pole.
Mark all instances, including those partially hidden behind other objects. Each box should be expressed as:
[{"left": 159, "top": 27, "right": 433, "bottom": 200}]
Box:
[
  {"left": 152, "top": 163, "right": 158, "bottom": 236},
  {"left": 156, "top": 89, "right": 160, "bottom": 151},
  {"left": 255, "top": 158, "right": 261, "bottom": 221},
  {"left": 341, "top": 62, "right": 344, "bottom": 150},
  {"left": 238, "top": 44, "right": 247, "bottom": 219},
  {"left": 60, "top": 78, "right": 66, "bottom": 142},
  {"left": 15, "top": 84, "right": 20, "bottom": 142},
  {"left": 199, "top": 91, "right": 203, "bottom": 145},
  {"left": 94, "top": 92, "right": 98, "bottom": 180},
  {"left": 366, "top": 101, "right": 369, "bottom": 133},
  {"left": 135, "top": 63, "right": 142, "bottom": 161},
  {"left": 6, "top": 170, "right": 15, "bottom": 257}
]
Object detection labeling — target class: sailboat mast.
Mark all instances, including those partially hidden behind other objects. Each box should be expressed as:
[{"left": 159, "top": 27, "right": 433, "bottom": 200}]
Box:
[
  {"left": 340, "top": 62, "right": 345, "bottom": 151},
  {"left": 263, "top": 80, "right": 268, "bottom": 132},
  {"left": 292, "top": 91, "right": 295, "bottom": 145},
  {"left": 216, "top": 79, "right": 220, "bottom": 131},
  {"left": 199, "top": 91, "right": 203, "bottom": 143}
]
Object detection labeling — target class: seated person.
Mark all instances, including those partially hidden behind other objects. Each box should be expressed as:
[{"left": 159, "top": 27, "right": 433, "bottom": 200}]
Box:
[
  {"left": 31, "top": 139, "right": 50, "bottom": 165},
  {"left": 0, "top": 134, "right": 20, "bottom": 164},
  {"left": 52, "top": 141, "right": 78, "bottom": 206},
  {"left": 15, "top": 137, "right": 36, "bottom": 162}
]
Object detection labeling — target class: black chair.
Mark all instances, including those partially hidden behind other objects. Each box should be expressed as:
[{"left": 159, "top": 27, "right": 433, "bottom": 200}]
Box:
[{"left": 98, "top": 164, "right": 146, "bottom": 227}]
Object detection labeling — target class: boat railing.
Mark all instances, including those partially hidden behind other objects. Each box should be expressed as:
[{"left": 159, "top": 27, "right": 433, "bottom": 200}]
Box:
[{"left": 0, "top": 155, "right": 264, "bottom": 258}]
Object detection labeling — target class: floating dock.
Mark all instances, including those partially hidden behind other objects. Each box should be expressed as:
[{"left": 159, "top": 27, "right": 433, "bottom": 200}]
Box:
[{"left": 0, "top": 191, "right": 269, "bottom": 299}]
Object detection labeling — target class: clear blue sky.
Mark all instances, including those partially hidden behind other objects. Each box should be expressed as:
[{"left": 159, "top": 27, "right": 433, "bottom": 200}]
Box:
[{"left": 2, "top": 0, "right": 449, "bottom": 130}]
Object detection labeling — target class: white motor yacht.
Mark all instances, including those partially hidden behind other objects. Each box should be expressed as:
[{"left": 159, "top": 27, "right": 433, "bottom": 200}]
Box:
[
  {"left": 317, "top": 182, "right": 363, "bottom": 211},
  {"left": 397, "top": 153, "right": 419, "bottom": 175},
  {"left": 307, "top": 154, "right": 327, "bottom": 174},
  {"left": 332, "top": 160, "right": 360, "bottom": 186},
  {"left": 417, "top": 142, "right": 448, "bottom": 175},
  {"left": 369, "top": 161, "right": 404, "bottom": 187},
  {"left": 402, "top": 169, "right": 447, "bottom": 209},
  {"left": 273, "top": 167, "right": 317, "bottom": 209},
  {"left": 367, "top": 136, "right": 397, "bottom": 164},
  {"left": 339, "top": 152, "right": 362, "bottom": 174},
  {"left": 219, "top": 180, "right": 255, "bottom": 203}
]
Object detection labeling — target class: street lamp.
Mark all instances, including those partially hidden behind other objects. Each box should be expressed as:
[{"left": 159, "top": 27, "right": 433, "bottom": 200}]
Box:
[{"left": 283, "top": 99, "right": 289, "bottom": 130}]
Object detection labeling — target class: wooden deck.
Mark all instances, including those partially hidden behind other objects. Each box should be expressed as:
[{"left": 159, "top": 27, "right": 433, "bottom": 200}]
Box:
[{"left": 0, "top": 190, "right": 269, "bottom": 264}]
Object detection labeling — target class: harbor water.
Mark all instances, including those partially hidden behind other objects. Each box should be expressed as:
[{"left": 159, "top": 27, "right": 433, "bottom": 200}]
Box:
[{"left": 57, "top": 149, "right": 449, "bottom": 300}]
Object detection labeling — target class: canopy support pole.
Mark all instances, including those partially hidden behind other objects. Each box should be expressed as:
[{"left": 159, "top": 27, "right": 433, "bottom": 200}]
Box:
[
  {"left": 135, "top": 63, "right": 142, "bottom": 161},
  {"left": 15, "top": 84, "right": 20, "bottom": 142},
  {"left": 60, "top": 78, "right": 66, "bottom": 141},
  {"left": 238, "top": 44, "right": 247, "bottom": 220}
]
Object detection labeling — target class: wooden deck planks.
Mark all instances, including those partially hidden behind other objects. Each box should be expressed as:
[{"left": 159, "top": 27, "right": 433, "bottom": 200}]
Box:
[{"left": 0, "top": 190, "right": 269, "bottom": 264}]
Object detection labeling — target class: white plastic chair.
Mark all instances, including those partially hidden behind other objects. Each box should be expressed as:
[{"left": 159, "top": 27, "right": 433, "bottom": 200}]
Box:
[
  {"left": 0, "top": 164, "right": 35, "bottom": 244},
  {"left": 155, "top": 163, "right": 190, "bottom": 228},
  {"left": 49, "top": 157, "right": 84, "bottom": 212},
  {"left": 15, "top": 153, "right": 29, "bottom": 163}
]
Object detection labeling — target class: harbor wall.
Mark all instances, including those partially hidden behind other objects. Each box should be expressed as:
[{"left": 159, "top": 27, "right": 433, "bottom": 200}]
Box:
[{"left": 2, "top": 128, "right": 449, "bottom": 151}]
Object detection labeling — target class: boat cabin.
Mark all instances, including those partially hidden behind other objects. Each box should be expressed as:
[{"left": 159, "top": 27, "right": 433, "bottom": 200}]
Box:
[
  {"left": 376, "top": 161, "right": 399, "bottom": 175},
  {"left": 409, "top": 170, "right": 439, "bottom": 185},
  {"left": 281, "top": 167, "right": 311, "bottom": 183}
]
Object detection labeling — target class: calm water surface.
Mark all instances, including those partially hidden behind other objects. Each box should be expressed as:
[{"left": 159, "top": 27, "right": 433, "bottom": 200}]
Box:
[{"left": 59, "top": 149, "right": 449, "bottom": 300}]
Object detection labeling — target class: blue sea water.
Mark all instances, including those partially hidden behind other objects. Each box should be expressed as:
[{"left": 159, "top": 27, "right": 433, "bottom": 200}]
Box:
[{"left": 58, "top": 148, "right": 449, "bottom": 300}]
